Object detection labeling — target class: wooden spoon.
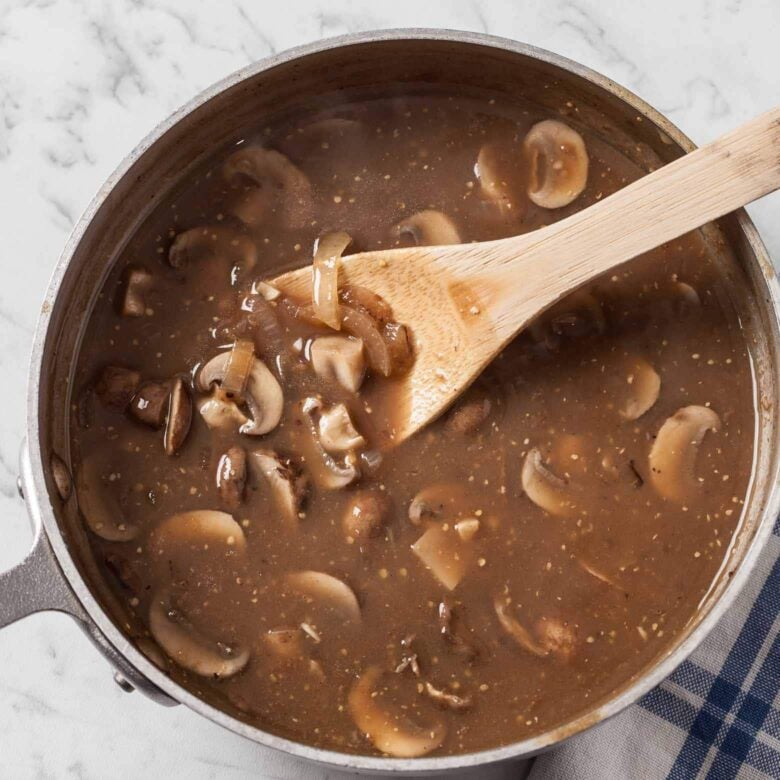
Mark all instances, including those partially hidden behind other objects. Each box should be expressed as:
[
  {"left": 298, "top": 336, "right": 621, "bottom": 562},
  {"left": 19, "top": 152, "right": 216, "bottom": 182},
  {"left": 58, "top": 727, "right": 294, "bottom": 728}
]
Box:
[{"left": 274, "top": 107, "right": 780, "bottom": 443}]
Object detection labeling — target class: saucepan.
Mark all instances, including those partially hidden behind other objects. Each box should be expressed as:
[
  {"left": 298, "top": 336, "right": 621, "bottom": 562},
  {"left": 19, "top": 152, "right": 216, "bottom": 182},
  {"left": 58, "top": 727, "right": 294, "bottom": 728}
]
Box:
[{"left": 2, "top": 29, "right": 779, "bottom": 775}]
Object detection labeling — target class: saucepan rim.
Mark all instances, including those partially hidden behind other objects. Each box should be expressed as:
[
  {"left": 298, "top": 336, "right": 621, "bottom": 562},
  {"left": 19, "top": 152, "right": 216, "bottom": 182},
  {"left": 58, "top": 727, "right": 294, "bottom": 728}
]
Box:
[{"left": 24, "top": 28, "right": 780, "bottom": 773}]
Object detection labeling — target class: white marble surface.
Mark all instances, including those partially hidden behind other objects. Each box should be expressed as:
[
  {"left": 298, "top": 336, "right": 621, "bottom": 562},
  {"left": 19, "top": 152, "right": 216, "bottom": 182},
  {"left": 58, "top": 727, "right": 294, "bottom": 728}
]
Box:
[{"left": 0, "top": 1, "right": 777, "bottom": 777}]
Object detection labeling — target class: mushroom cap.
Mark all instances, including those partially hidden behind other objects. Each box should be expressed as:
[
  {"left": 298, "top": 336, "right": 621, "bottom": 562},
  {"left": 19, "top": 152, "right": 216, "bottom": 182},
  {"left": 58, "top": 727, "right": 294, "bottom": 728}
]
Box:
[
  {"left": 222, "top": 147, "right": 313, "bottom": 229},
  {"left": 241, "top": 359, "right": 284, "bottom": 435},
  {"left": 618, "top": 356, "right": 661, "bottom": 421},
  {"left": 342, "top": 490, "right": 390, "bottom": 541},
  {"left": 494, "top": 596, "right": 549, "bottom": 657},
  {"left": 286, "top": 570, "right": 361, "bottom": 622},
  {"left": 149, "top": 589, "right": 249, "bottom": 678},
  {"left": 168, "top": 225, "right": 257, "bottom": 271},
  {"left": 310, "top": 335, "right": 366, "bottom": 393},
  {"left": 474, "top": 143, "right": 514, "bottom": 212},
  {"left": 348, "top": 666, "right": 446, "bottom": 757},
  {"left": 164, "top": 377, "right": 192, "bottom": 455},
  {"left": 150, "top": 510, "right": 247, "bottom": 557},
  {"left": 395, "top": 210, "right": 461, "bottom": 246},
  {"left": 408, "top": 482, "right": 470, "bottom": 525},
  {"left": 250, "top": 449, "right": 307, "bottom": 526},
  {"left": 300, "top": 397, "right": 362, "bottom": 489},
  {"left": 411, "top": 525, "right": 473, "bottom": 591},
  {"left": 521, "top": 447, "right": 577, "bottom": 517},
  {"left": 76, "top": 454, "right": 139, "bottom": 542},
  {"left": 216, "top": 446, "right": 247, "bottom": 511},
  {"left": 649, "top": 405, "right": 721, "bottom": 503},
  {"left": 523, "top": 120, "right": 588, "bottom": 209},
  {"left": 198, "top": 352, "right": 283, "bottom": 436},
  {"left": 317, "top": 403, "right": 366, "bottom": 454},
  {"left": 50, "top": 452, "right": 72, "bottom": 502},
  {"left": 198, "top": 390, "right": 249, "bottom": 431}
]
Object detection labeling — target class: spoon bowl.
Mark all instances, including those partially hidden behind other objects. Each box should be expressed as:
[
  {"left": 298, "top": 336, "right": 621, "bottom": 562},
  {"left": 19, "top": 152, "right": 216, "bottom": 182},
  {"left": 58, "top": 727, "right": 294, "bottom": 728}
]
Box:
[{"left": 275, "top": 107, "right": 780, "bottom": 443}]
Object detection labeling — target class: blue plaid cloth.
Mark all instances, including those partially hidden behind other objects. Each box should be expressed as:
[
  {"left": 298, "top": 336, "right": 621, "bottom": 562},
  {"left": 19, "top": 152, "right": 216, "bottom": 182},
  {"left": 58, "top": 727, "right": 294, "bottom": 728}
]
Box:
[{"left": 528, "top": 518, "right": 780, "bottom": 779}]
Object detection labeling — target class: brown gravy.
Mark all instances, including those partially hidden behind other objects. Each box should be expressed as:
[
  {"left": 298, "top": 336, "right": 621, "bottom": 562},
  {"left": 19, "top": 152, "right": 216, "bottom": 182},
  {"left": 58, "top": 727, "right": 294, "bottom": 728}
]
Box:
[{"left": 70, "top": 91, "right": 755, "bottom": 756}]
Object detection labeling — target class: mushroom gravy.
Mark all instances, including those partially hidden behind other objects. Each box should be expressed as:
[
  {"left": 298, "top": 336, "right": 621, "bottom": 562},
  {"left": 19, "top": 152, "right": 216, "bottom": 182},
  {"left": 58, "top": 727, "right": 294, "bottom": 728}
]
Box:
[{"left": 70, "top": 91, "right": 755, "bottom": 757}]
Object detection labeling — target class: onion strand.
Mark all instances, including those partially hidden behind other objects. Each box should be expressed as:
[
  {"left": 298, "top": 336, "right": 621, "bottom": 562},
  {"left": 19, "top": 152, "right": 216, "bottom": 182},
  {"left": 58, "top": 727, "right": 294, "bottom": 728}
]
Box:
[
  {"left": 312, "top": 231, "right": 351, "bottom": 330},
  {"left": 221, "top": 339, "right": 255, "bottom": 400}
]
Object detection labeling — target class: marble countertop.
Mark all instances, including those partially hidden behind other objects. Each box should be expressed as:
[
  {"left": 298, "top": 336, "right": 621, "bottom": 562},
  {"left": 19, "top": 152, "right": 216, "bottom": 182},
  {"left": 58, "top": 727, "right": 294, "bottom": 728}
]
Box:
[{"left": 0, "top": 1, "right": 777, "bottom": 777}]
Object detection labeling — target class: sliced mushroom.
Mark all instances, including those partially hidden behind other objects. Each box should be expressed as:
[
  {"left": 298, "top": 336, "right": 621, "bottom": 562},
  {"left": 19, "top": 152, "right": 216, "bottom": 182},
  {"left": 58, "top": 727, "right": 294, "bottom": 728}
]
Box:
[
  {"left": 342, "top": 490, "right": 390, "bottom": 541},
  {"left": 454, "top": 518, "right": 480, "bottom": 542},
  {"left": 217, "top": 446, "right": 247, "bottom": 510},
  {"left": 149, "top": 589, "right": 249, "bottom": 678},
  {"left": 538, "top": 290, "right": 606, "bottom": 346},
  {"left": 300, "top": 397, "right": 361, "bottom": 489},
  {"left": 412, "top": 525, "right": 473, "bottom": 591},
  {"left": 535, "top": 617, "right": 576, "bottom": 661},
  {"left": 408, "top": 483, "right": 470, "bottom": 525},
  {"left": 264, "top": 627, "right": 305, "bottom": 661},
  {"left": 198, "top": 389, "right": 249, "bottom": 431},
  {"left": 253, "top": 280, "right": 281, "bottom": 301},
  {"left": 198, "top": 350, "right": 283, "bottom": 436},
  {"left": 671, "top": 279, "right": 702, "bottom": 315},
  {"left": 95, "top": 366, "right": 140, "bottom": 410},
  {"left": 475, "top": 143, "right": 513, "bottom": 212},
  {"left": 317, "top": 403, "right": 366, "bottom": 454},
  {"left": 316, "top": 450, "right": 359, "bottom": 490},
  {"left": 549, "top": 433, "right": 591, "bottom": 481},
  {"left": 348, "top": 666, "right": 446, "bottom": 758},
  {"left": 164, "top": 378, "right": 192, "bottom": 455},
  {"left": 250, "top": 450, "right": 308, "bottom": 526},
  {"left": 50, "top": 453, "right": 72, "bottom": 501},
  {"left": 130, "top": 381, "right": 170, "bottom": 429},
  {"left": 523, "top": 120, "right": 588, "bottom": 209},
  {"left": 423, "top": 681, "right": 473, "bottom": 710},
  {"left": 150, "top": 509, "right": 247, "bottom": 556},
  {"left": 493, "top": 596, "right": 548, "bottom": 657},
  {"left": 649, "top": 405, "right": 721, "bottom": 503},
  {"left": 168, "top": 225, "right": 257, "bottom": 272},
  {"left": 619, "top": 357, "right": 661, "bottom": 421},
  {"left": 521, "top": 448, "right": 577, "bottom": 517},
  {"left": 310, "top": 335, "right": 366, "bottom": 393},
  {"left": 286, "top": 570, "right": 361, "bottom": 622},
  {"left": 395, "top": 210, "right": 461, "bottom": 246},
  {"left": 222, "top": 147, "right": 313, "bottom": 229},
  {"left": 121, "top": 266, "right": 153, "bottom": 317},
  {"left": 76, "top": 455, "right": 138, "bottom": 542}
]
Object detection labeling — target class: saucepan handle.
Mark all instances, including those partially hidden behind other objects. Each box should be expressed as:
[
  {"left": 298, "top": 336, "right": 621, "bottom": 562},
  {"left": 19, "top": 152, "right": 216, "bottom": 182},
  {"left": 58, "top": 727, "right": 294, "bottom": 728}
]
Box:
[
  {"left": 1, "top": 439, "right": 178, "bottom": 706},
  {"left": 0, "top": 495, "right": 88, "bottom": 629}
]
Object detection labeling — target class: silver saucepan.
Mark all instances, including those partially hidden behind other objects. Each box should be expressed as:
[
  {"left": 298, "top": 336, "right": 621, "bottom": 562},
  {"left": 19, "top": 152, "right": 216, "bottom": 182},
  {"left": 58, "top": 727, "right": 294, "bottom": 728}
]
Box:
[{"left": 2, "top": 30, "right": 778, "bottom": 775}]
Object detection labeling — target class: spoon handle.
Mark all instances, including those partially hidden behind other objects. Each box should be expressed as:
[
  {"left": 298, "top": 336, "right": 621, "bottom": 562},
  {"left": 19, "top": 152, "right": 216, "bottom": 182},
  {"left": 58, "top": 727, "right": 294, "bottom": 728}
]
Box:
[{"left": 487, "top": 106, "right": 780, "bottom": 332}]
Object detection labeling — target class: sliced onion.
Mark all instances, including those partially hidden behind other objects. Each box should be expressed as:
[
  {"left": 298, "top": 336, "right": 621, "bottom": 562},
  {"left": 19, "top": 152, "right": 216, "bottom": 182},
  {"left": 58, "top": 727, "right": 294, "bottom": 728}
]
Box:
[
  {"left": 383, "top": 322, "right": 413, "bottom": 374},
  {"left": 341, "top": 305, "right": 392, "bottom": 377},
  {"left": 241, "top": 288, "right": 288, "bottom": 371},
  {"left": 285, "top": 296, "right": 395, "bottom": 377},
  {"left": 494, "top": 596, "right": 549, "bottom": 657},
  {"left": 279, "top": 299, "right": 324, "bottom": 328},
  {"left": 340, "top": 285, "right": 393, "bottom": 324},
  {"left": 312, "top": 231, "right": 351, "bottom": 330},
  {"left": 221, "top": 340, "right": 255, "bottom": 400}
]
